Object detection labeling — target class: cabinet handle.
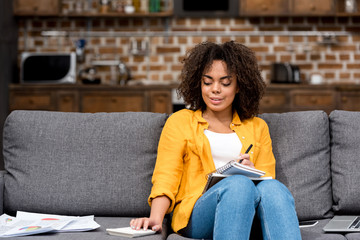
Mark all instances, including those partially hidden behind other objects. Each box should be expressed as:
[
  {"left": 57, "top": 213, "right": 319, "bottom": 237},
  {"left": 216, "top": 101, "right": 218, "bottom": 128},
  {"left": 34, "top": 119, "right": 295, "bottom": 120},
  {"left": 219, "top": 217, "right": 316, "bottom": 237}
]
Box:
[
  {"left": 28, "top": 99, "right": 34, "bottom": 105},
  {"left": 111, "top": 98, "right": 117, "bottom": 103},
  {"left": 310, "top": 97, "right": 318, "bottom": 104},
  {"left": 311, "top": 4, "right": 316, "bottom": 11},
  {"left": 157, "top": 96, "right": 165, "bottom": 103},
  {"left": 341, "top": 97, "right": 348, "bottom": 103},
  {"left": 264, "top": 99, "right": 271, "bottom": 104},
  {"left": 262, "top": 4, "right": 268, "bottom": 11}
]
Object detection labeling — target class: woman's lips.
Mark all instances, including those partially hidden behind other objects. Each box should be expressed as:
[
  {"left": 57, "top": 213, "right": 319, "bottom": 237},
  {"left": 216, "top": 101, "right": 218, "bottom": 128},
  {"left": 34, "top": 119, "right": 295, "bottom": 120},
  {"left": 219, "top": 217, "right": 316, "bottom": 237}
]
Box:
[{"left": 209, "top": 97, "right": 223, "bottom": 104}]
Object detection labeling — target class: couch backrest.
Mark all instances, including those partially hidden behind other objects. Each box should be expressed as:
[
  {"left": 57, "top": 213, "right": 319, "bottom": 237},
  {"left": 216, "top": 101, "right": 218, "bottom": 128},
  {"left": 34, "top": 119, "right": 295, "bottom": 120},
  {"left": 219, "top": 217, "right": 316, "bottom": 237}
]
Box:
[
  {"left": 2, "top": 110, "right": 168, "bottom": 217},
  {"left": 330, "top": 110, "right": 360, "bottom": 215},
  {"left": 260, "top": 111, "right": 333, "bottom": 221}
]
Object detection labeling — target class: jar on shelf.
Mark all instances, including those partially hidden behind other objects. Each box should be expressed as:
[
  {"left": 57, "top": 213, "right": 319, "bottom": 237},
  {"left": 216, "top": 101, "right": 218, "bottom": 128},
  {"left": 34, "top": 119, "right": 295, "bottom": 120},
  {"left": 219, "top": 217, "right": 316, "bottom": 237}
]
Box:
[
  {"left": 345, "top": 0, "right": 358, "bottom": 13},
  {"left": 133, "top": 0, "right": 141, "bottom": 12},
  {"left": 140, "top": 0, "right": 149, "bottom": 13},
  {"left": 99, "top": 0, "right": 110, "bottom": 13}
]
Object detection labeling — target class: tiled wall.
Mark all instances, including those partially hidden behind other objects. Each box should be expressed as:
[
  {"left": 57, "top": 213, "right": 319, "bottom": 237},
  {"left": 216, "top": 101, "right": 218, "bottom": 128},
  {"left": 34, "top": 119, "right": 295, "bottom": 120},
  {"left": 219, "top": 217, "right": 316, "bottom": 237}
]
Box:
[{"left": 17, "top": 14, "right": 360, "bottom": 85}]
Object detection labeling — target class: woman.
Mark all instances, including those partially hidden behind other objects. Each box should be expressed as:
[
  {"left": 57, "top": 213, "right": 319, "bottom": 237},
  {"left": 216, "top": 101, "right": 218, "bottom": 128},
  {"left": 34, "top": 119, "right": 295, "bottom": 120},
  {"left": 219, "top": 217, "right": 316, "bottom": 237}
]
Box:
[{"left": 131, "top": 41, "right": 301, "bottom": 240}]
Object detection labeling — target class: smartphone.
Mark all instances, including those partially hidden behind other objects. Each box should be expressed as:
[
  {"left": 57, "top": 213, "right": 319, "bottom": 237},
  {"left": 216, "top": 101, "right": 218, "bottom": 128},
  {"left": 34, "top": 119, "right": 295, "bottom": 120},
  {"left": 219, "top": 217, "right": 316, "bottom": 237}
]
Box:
[{"left": 299, "top": 220, "right": 318, "bottom": 228}]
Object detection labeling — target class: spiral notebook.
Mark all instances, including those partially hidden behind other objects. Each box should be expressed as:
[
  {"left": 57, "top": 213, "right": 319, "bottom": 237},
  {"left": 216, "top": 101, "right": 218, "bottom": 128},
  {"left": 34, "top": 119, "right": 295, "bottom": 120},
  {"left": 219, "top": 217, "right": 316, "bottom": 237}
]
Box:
[{"left": 203, "top": 160, "right": 271, "bottom": 193}]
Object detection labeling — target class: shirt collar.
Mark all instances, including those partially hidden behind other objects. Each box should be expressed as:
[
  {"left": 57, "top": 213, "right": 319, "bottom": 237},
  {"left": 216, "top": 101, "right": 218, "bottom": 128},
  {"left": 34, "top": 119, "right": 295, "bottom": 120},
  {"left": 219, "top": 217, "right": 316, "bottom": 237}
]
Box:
[
  {"left": 231, "top": 111, "right": 242, "bottom": 126},
  {"left": 194, "top": 109, "right": 242, "bottom": 126}
]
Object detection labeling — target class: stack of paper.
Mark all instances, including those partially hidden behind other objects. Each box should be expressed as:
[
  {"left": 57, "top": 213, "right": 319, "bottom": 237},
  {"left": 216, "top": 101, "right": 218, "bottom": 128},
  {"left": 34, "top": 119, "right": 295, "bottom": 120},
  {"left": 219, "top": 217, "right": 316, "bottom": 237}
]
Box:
[
  {"left": 0, "top": 211, "right": 100, "bottom": 238},
  {"left": 106, "top": 227, "right": 156, "bottom": 238}
]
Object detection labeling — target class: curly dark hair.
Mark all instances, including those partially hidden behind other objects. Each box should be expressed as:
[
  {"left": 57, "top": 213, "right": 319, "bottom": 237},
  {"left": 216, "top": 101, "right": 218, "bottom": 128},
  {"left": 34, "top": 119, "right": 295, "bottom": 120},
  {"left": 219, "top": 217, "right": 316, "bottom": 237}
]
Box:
[{"left": 177, "top": 41, "right": 266, "bottom": 120}]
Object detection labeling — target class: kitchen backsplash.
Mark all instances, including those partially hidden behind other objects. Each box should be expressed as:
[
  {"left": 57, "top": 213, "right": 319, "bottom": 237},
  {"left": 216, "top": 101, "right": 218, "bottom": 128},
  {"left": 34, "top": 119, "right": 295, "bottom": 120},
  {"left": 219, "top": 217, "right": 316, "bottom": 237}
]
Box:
[{"left": 17, "top": 14, "right": 360, "bottom": 84}]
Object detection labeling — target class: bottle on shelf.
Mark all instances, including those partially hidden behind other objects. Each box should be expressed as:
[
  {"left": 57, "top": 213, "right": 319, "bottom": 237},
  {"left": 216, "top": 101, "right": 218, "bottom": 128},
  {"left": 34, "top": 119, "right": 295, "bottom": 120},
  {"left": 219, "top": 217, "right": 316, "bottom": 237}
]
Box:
[{"left": 149, "top": 0, "right": 161, "bottom": 12}]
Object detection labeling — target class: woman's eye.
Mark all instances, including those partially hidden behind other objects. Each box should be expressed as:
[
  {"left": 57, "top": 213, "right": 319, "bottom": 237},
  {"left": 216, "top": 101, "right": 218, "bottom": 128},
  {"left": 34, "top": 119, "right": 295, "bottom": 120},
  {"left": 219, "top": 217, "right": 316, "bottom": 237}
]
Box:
[
  {"left": 203, "top": 81, "right": 211, "bottom": 86},
  {"left": 222, "top": 82, "right": 231, "bottom": 86}
]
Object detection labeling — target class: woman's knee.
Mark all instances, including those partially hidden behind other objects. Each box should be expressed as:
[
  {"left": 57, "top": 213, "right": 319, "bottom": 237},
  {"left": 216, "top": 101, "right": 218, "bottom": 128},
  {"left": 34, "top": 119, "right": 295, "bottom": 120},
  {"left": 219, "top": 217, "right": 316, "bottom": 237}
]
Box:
[
  {"left": 216, "top": 175, "right": 258, "bottom": 198},
  {"left": 257, "top": 180, "right": 295, "bottom": 205}
]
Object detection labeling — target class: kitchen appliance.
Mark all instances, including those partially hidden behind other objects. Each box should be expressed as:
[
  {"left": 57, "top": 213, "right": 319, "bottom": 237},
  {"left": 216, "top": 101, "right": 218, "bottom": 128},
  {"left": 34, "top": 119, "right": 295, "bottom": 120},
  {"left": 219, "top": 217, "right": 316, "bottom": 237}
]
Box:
[
  {"left": 21, "top": 52, "right": 76, "bottom": 84},
  {"left": 91, "top": 60, "right": 131, "bottom": 85},
  {"left": 270, "top": 63, "right": 301, "bottom": 84},
  {"left": 79, "top": 66, "right": 101, "bottom": 84},
  {"left": 174, "top": 0, "right": 239, "bottom": 17}
]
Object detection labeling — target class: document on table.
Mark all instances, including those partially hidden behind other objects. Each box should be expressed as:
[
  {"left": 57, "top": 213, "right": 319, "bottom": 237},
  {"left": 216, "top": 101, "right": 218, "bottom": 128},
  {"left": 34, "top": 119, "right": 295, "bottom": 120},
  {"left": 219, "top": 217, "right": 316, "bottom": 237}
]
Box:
[
  {"left": 106, "top": 227, "right": 156, "bottom": 238},
  {"left": 0, "top": 211, "right": 100, "bottom": 238}
]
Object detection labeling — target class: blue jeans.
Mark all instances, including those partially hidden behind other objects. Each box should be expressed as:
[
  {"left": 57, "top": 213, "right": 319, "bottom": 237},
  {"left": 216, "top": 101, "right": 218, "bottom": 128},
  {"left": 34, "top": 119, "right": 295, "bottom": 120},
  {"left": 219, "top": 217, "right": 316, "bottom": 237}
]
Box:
[{"left": 181, "top": 175, "right": 301, "bottom": 240}]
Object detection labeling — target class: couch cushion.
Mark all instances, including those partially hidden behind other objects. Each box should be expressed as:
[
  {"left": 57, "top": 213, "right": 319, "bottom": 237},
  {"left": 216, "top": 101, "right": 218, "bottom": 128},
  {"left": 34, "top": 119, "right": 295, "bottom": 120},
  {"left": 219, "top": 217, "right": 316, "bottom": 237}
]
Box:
[
  {"left": 168, "top": 219, "right": 347, "bottom": 240},
  {"left": 3, "top": 110, "right": 168, "bottom": 217},
  {"left": 259, "top": 111, "right": 333, "bottom": 221},
  {"left": 0, "top": 171, "right": 4, "bottom": 214},
  {"left": 330, "top": 110, "right": 360, "bottom": 214}
]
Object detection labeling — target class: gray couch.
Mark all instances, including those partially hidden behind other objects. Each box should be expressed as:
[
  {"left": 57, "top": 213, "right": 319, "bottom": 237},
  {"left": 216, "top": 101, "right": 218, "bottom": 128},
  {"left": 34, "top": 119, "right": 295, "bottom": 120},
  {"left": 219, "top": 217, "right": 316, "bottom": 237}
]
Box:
[{"left": 1, "top": 110, "right": 360, "bottom": 240}]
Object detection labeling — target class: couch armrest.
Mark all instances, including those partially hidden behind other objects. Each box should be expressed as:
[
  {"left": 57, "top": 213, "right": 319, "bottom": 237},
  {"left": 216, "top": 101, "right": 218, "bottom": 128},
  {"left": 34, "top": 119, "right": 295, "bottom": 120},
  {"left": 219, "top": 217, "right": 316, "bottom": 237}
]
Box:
[{"left": 0, "top": 170, "right": 5, "bottom": 215}]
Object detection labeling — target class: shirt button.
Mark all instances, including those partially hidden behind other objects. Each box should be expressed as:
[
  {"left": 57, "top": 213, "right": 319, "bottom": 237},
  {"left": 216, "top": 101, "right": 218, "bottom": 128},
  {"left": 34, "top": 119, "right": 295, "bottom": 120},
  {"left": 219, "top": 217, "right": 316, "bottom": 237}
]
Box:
[{"left": 242, "top": 136, "right": 245, "bottom": 139}]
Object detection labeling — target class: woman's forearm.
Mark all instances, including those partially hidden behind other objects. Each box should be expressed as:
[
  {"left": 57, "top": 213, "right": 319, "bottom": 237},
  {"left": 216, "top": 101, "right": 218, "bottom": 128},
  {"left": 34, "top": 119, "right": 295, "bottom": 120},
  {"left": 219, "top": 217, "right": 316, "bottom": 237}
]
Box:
[{"left": 150, "top": 196, "right": 171, "bottom": 223}]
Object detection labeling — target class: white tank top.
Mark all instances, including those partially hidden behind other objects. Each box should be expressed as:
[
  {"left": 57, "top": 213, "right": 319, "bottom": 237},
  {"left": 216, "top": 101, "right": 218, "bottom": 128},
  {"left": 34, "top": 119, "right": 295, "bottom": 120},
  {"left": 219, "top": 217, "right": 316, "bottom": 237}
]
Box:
[{"left": 204, "top": 130, "right": 243, "bottom": 169}]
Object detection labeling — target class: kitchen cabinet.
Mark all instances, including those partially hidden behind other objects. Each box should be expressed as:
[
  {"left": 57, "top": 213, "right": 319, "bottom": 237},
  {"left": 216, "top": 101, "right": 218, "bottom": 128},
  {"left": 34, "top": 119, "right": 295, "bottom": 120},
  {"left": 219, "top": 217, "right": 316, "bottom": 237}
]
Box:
[
  {"left": 13, "top": 0, "right": 60, "bottom": 16},
  {"left": 260, "top": 90, "right": 290, "bottom": 113},
  {"left": 241, "top": 0, "right": 336, "bottom": 16},
  {"left": 337, "top": 85, "right": 360, "bottom": 111},
  {"left": 339, "top": 92, "right": 360, "bottom": 111},
  {"left": 10, "top": 92, "right": 54, "bottom": 111},
  {"left": 149, "top": 91, "right": 173, "bottom": 114},
  {"left": 9, "top": 84, "right": 360, "bottom": 115},
  {"left": 81, "top": 92, "right": 146, "bottom": 113},
  {"left": 57, "top": 91, "right": 78, "bottom": 112},
  {"left": 292, "top": 0, "right": 335, "bottom": 15},
  {"left": 291, "top": 90, "right": 336, "bottom": 113},
  {"left": 240, "top": 0, "right": 289, "bottom": 16},
  {"left": 260, "top": 84, "right": 360, "bottom": 114},
  {"left": 9, "top": 84, "right": 174, "bottom": 114}
]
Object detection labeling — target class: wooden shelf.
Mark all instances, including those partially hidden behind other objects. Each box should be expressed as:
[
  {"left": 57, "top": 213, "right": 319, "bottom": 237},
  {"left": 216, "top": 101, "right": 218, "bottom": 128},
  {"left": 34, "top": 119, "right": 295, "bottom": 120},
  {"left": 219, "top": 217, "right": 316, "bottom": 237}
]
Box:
[
  {"left": 60, "top": 11, "right": 173, "bottom": 18},
  {"left": 335, "top": 12, "right": 360, "bottom": 16},
  {"left": 14, "top": 11, "right": 173, "bottom": 18}
]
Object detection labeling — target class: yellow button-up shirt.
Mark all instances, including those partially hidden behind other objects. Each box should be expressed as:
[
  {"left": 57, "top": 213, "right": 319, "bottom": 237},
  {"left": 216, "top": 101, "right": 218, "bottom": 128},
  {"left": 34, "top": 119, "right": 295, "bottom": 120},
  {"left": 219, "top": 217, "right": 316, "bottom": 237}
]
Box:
[{"left": 148, "top": 109, "right": 276, "bottom": 233}]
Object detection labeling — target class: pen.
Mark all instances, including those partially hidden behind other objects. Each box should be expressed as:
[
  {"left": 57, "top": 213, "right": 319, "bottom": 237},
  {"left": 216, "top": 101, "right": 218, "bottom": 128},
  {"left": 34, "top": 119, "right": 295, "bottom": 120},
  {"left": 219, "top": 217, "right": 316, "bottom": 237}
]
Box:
[{"left": 239, "top": 144, "right": 253, "bottom": 163}]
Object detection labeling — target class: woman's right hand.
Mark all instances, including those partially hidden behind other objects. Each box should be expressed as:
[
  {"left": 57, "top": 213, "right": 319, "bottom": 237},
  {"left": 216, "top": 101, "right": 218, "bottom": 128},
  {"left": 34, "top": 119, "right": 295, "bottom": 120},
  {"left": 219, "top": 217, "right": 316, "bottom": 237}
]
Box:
[
  {"left": 130, "top": 195, "right": 170, "bottom": 232},
  {"left": 130, "top": 217, "right": 163, "bottom": 232}
]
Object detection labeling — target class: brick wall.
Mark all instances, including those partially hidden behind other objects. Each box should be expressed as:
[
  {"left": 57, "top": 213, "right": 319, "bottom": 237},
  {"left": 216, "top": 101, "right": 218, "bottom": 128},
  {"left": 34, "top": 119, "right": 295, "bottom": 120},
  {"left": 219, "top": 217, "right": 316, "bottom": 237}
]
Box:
[{"left": 17, "top": 15, "right": 360, "bottom": 84}]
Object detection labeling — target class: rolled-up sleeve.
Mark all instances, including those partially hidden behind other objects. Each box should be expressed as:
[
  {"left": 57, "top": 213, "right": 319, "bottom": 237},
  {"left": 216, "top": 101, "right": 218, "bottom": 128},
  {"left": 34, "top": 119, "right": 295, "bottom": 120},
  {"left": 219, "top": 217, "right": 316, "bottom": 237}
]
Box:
[
  {"left": 148, "top": 112, "right": 187, "bottom": 213},
  {"left": 254, "top": 118, "right": 276, "bottom": 179}
]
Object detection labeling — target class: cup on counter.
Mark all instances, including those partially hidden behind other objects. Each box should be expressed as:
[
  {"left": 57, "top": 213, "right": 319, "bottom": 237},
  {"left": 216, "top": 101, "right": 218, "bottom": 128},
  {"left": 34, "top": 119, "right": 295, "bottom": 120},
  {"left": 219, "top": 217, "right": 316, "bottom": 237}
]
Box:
[{"left": 310, "top": 74, "right": 323, "bottom": 85}]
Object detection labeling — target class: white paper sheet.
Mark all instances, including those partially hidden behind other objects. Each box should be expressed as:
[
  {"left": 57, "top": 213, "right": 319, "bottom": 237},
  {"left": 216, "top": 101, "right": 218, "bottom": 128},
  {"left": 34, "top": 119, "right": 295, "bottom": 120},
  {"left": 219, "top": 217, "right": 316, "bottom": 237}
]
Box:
[{"left": 0, "top": 211, "right": 100, "bottom": 238}]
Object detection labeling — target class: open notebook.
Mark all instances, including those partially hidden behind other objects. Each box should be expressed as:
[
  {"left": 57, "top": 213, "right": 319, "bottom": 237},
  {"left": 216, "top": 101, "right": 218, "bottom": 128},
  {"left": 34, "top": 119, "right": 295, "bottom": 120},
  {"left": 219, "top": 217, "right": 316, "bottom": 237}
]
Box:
[{"left": 203, "top": 160, "right": 271, "bottom": 193}]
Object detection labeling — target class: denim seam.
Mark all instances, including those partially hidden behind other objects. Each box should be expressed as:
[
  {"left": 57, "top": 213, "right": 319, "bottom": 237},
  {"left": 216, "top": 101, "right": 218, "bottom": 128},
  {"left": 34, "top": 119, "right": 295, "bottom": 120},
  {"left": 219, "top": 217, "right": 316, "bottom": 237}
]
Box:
[
  {"left": 213, "top": 187, "right": 223, "bottom": 239},
  {"left": 258, "top": 203, "right": 272, "bottom": 240}
]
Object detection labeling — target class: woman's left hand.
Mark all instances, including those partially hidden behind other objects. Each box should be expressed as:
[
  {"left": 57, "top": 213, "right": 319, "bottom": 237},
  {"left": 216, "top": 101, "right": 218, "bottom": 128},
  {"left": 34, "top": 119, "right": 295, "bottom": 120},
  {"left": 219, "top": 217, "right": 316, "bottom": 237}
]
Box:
[{"left": 236, "top": 154, "right": 255, "bottom": 168}]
